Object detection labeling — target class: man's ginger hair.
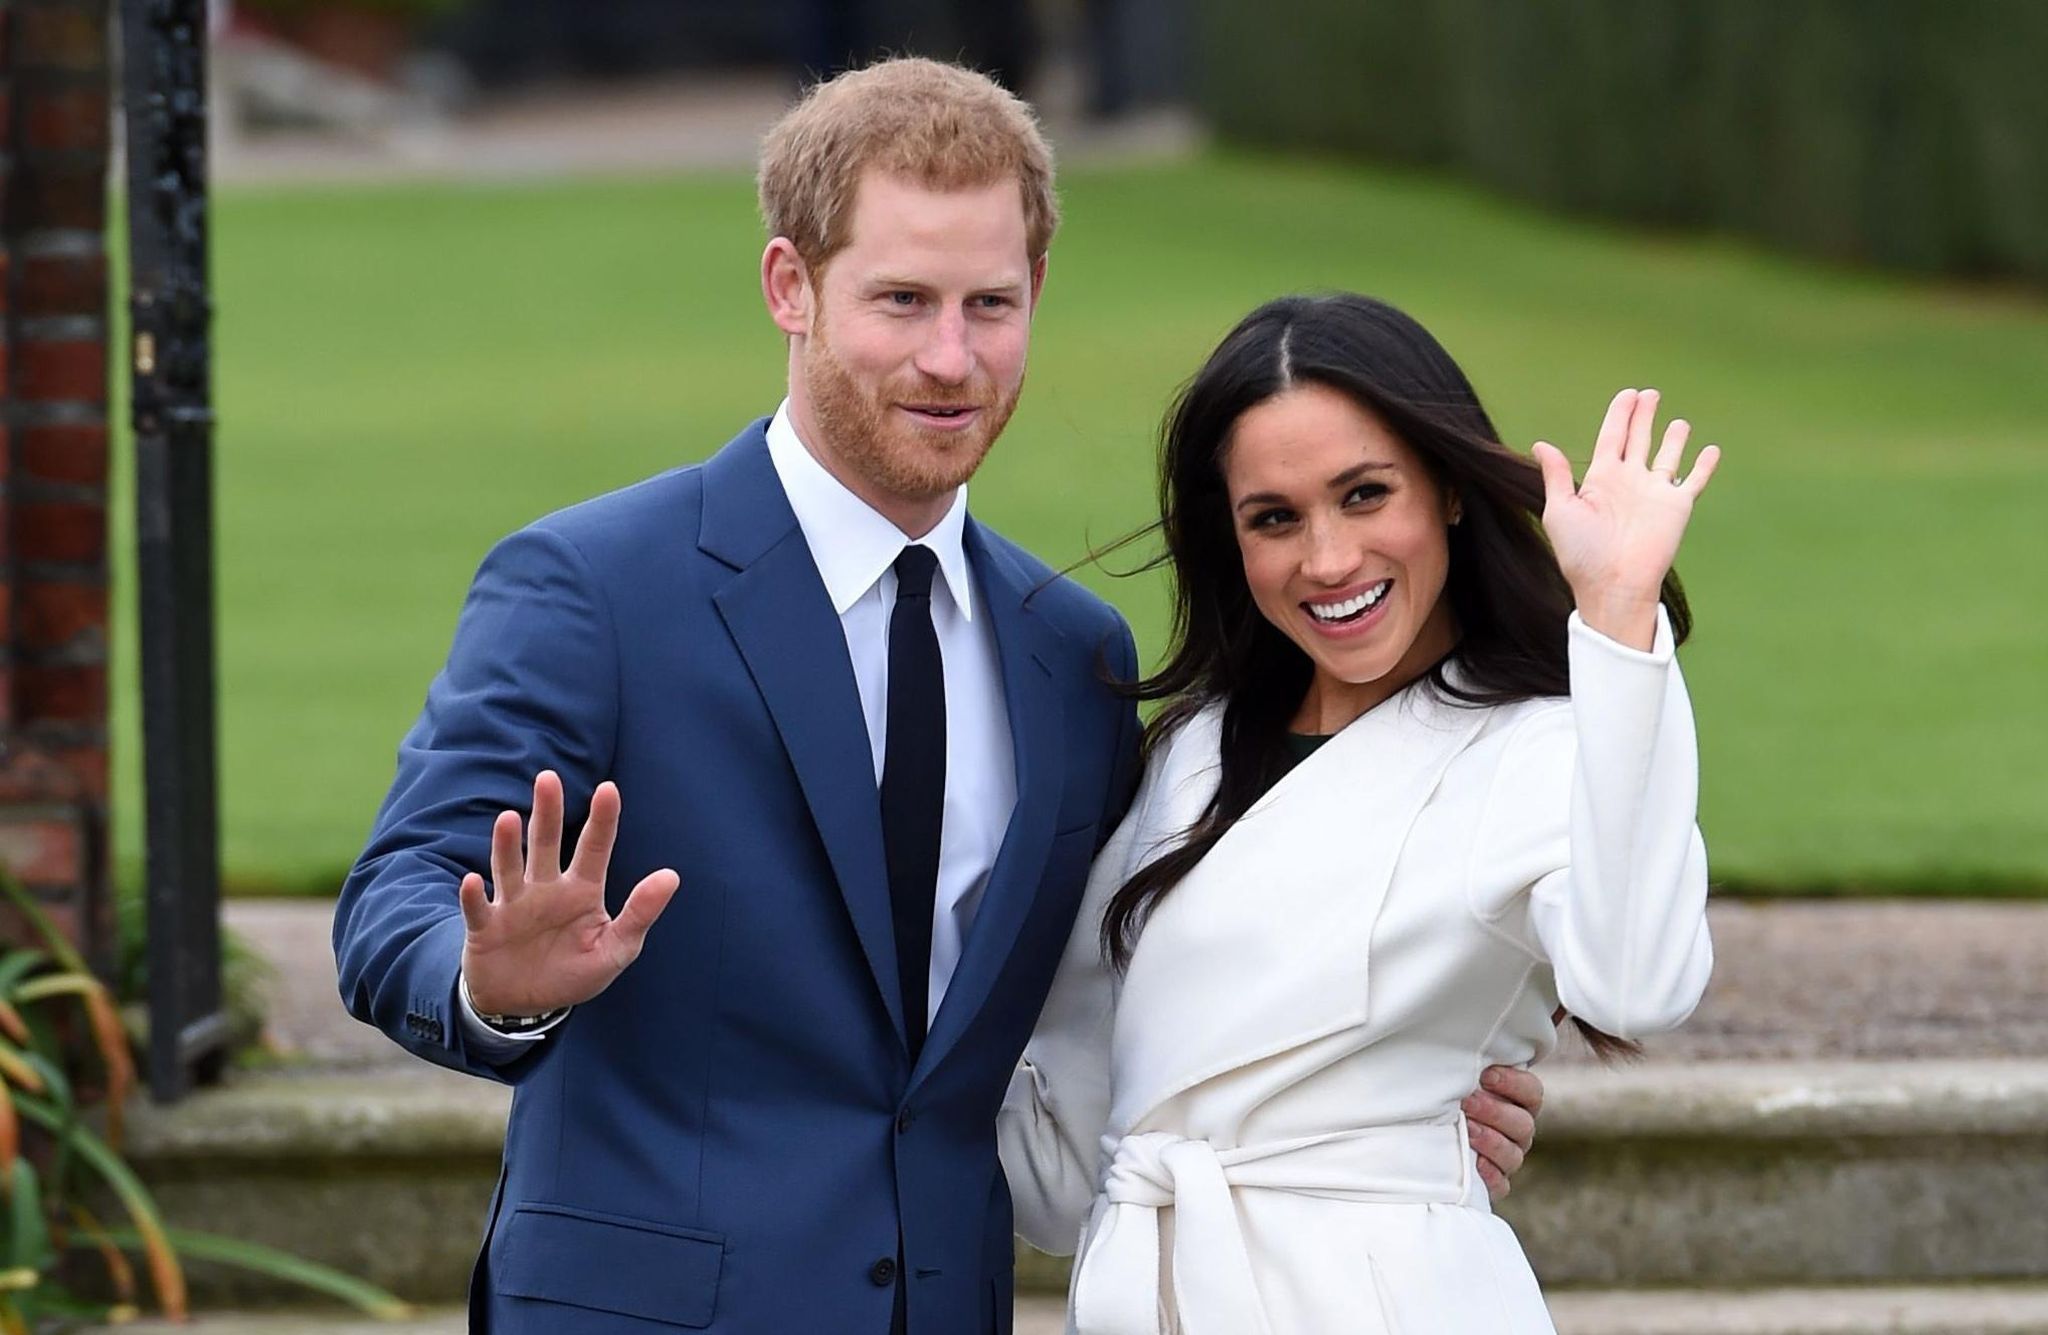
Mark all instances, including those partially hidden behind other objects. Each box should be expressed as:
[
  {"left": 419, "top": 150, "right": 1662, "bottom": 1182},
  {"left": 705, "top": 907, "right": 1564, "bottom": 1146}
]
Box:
[{"left": 758, "top": 57, "right": 1058, "bottom": 272}]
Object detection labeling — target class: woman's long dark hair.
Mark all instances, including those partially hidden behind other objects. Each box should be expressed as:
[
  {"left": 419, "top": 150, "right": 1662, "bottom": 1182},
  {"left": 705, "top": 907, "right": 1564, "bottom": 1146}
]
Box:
[{"left": 1104, "top": 294, "right": 1691, "bottom": 1061}]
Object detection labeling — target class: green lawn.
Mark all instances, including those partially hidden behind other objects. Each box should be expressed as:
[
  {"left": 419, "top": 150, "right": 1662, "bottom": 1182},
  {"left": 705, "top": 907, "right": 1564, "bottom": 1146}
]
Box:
[{"left": 108, "top": 153, "right": 2048, "bottom": 896}]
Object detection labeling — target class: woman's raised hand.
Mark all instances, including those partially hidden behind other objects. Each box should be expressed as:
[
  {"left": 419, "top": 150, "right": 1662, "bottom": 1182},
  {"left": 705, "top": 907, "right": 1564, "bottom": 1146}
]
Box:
[
  {"left": 1531, "top": 388, "right": 1719, "bottom": 651},
  {"left": 459, "top": 771, "right": 681, "bottom": 1017}
]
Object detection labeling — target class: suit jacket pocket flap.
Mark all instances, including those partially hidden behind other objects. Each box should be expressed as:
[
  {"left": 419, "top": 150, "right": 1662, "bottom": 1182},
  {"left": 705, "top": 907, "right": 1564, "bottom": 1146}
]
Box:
[{"left": 495, "top": 1203, "right": 723, "bottom": 1328}]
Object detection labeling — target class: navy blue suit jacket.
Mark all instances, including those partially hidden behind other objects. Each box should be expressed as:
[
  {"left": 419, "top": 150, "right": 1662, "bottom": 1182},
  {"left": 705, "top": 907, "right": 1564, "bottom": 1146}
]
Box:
[{"left": 334, "top": 422, "right": 1141, "bottom": 1333}]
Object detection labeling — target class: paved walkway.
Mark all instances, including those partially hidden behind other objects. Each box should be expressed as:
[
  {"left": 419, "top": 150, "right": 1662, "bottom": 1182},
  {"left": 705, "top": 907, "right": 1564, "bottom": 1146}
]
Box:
[
  {"left": 93, "top": 1301, "right": 1065, "bottom": 1333},
  {"left": 92, "top": 1285, "right": 2048, "bottom": 1334},
  {"left": 248, "top": 897, "right": 2048, "bottom": 1073},
  {"left": 212, "top": 67, "right": 1204, "bottom": 186}
]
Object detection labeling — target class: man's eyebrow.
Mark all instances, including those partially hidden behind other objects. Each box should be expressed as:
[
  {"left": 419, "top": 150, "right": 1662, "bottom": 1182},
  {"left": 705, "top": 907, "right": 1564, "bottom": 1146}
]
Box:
[{"left": 862, "top": 275, "right": 1029, "bottom": 293}]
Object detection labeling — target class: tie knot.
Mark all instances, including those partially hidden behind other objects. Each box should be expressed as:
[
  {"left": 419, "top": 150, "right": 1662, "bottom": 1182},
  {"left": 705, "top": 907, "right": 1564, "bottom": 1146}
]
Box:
[{"left": 894, "top": 544, "right": 939, "bottom": 601}]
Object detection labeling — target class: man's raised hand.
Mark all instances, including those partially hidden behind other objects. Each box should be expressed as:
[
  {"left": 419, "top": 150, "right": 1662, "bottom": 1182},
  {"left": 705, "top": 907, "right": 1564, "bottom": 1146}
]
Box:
[{"left": 459, "top": 771, "right": 680, "bottom": 1017}]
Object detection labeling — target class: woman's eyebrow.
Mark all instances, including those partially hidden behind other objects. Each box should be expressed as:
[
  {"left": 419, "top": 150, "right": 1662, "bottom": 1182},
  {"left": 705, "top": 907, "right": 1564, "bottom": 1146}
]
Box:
[
  {"left": 1234, "top": 491, "right": 1290, "bottom": 512},
  {"left": 1326, "top": 461, "right": 1396, "bottom": 489},
  {"left": 1234, "top": 461, "right": 1396, "bottom": 512}
]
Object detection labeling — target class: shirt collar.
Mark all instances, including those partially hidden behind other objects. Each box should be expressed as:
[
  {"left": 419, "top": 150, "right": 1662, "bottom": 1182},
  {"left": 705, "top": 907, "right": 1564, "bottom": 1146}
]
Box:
[{"left": 764, "top": 400, "right": 975, "bottom": 621}]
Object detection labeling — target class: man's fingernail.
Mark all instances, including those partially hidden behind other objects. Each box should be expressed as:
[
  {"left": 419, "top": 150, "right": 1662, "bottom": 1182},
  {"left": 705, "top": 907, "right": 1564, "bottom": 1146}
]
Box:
[{"left": 1482, "top": 1070, "right": 1502, "bottom": 1089}]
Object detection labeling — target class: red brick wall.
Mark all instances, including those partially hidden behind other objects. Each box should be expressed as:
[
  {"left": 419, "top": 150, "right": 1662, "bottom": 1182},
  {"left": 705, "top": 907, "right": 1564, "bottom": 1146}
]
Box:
[{"left": 0, "top": 0, "right": 112, "bottom": 971}]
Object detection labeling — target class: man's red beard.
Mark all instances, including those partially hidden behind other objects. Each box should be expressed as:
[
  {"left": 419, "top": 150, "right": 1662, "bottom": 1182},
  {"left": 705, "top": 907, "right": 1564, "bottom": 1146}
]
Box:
[{"left": 802, "top": 324, "right": 1023, "bottom": 503}]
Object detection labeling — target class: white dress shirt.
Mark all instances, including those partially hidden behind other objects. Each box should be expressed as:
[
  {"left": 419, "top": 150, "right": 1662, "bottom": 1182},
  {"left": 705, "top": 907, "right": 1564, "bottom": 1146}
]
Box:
[
  {"left": 763, "top": 400, "right": 1018, "bottom": 1023},
  {"left": 461, "top": 402, "right": 1016, "bottom": 1054}
]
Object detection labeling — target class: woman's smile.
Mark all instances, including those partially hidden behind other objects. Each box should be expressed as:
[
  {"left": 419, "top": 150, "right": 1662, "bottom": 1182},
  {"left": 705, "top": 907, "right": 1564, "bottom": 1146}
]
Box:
[{"left": 1302, "top": 578, "right": 1394, "bottom": 636}]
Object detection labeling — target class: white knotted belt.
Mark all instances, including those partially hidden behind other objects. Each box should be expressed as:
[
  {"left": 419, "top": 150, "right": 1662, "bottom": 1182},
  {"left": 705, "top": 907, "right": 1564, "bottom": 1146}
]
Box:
[{"left": 1068, "top": 1116, "right": 1472, "bottom": 1335}]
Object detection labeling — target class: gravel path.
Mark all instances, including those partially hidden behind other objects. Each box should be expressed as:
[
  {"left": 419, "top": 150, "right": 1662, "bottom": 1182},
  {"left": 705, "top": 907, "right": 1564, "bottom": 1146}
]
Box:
[{"left": 244, "top": 897, "right": 2048, "bottom": 1071}]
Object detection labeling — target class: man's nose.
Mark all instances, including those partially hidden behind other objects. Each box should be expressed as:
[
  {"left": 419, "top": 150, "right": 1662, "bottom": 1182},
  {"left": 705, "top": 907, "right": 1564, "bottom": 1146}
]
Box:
[{"left": 914, "top": 307, "right": 975, "bottom": 385}]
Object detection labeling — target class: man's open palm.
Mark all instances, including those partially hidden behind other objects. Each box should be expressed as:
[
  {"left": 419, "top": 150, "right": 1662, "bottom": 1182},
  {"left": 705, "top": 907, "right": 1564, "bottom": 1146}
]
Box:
[{"left": 459, "top": 771, "right": 680, "bottom": 1016}]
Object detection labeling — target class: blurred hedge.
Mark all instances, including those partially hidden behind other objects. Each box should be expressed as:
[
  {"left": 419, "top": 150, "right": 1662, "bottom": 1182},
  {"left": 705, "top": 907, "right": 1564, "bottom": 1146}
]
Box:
[{"left": 1190, "top": 0, "right": 2048, "bottom": 285}]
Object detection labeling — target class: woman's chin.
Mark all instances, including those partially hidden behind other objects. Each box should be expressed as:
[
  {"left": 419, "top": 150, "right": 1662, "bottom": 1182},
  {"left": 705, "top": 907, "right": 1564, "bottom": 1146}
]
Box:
[{"left": 1298, "top": 644, "right": 1403, "bottom": 693}]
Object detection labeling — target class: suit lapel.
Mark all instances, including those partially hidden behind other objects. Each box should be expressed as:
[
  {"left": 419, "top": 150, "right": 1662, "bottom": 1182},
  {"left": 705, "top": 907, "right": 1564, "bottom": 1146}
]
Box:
[
  {"left": 702, "top": 425, "right": 907, "bottom": 1049},
  {"left": 915, "top": 522, "right": 1064, "bottom": 1083}
]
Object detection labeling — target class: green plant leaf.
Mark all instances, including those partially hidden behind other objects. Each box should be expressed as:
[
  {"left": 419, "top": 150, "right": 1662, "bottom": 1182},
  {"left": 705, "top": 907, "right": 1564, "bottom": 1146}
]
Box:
[
  {"left": 9, "top": 974, "right": 135, "bottom": 1150},
  {"left": 0, "top": 953, "right": 45, "bottom": 1003},
  {"left": 4, "top": 1161, "right": 50, "bottom": 1276},
  {"left": 0, "top": 884, "right": 88, "bottom": 980},
  {"left": 9, "top": 1285, "right": 122, "bottom": 1327},
  {"left": 18, "top": 1056, "right": 68, "bottom": 1116},
  {"left": 8, "top": 975, "right": 100, "bottom": 1007},
  {"left": 17, "top": 1053, "right": 76, "bottom": 1224},
  {"left": 11, "top": 1095, "right": 185, "bottom": 1316},
  {"left": 95, "top": 1227, "right": 415, "bottom": 1320},
  {"left": 0, "top": 1041, "right": 46, "bottom": 1096}
]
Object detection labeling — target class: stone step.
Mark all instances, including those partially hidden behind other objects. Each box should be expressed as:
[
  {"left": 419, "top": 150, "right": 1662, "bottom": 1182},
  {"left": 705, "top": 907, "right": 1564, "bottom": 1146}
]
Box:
[
  {"left": 1548, "top": 1286, "right": 2048, "bottom": 1334},
  {"left": 83, "top": 1286, "right": 2048, "bottom": 1335},
  {"left": 110, "top": 1061, "right": 2048, "bottom": 1305}
]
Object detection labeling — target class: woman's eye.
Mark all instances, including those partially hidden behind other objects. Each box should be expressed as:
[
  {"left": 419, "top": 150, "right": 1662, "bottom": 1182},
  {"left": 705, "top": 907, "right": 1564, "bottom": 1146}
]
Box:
[
  {"left": 1247, "top": 508, "right": 1295, "bottom": 531},
  {"left": 1344, "top": 483, "right": 1390, "bottom": 506}
]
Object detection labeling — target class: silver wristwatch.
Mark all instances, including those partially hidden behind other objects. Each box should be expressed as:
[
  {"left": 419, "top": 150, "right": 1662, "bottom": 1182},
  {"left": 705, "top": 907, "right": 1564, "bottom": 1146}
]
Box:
[{"left": 461, "top": 973, "right": 568, "bottom": 1033}]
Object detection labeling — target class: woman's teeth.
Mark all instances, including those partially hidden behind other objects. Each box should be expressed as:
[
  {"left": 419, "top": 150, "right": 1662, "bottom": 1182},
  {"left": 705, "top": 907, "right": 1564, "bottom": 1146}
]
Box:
[{"left": 1307, "top": 581, "right": 1391, "bottom": 623}]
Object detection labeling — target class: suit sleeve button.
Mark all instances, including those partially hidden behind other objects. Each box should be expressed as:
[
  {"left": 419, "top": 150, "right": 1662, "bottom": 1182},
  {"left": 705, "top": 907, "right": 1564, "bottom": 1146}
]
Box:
[{"left": 869, "top": 1257, "right": 897, "bottom": 1286}]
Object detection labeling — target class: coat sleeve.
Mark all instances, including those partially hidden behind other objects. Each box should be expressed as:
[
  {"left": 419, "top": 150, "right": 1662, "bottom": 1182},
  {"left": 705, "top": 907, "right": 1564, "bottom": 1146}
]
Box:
[
  {"left": 998, "top": 711, "right": 1189, "bottom": 1255},
  {"left": 1472, "top": 607, "right": 1713, "bottom": 1040},
  {"left": 331, "top": 524, "right": 619, "bottom": 1083}
]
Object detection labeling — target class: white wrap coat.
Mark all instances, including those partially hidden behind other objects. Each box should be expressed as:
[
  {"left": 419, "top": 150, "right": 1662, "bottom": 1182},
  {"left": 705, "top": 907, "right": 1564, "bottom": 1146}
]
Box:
[{"left": 998, "top": 611, "right": 1713, "bottom": 1334}]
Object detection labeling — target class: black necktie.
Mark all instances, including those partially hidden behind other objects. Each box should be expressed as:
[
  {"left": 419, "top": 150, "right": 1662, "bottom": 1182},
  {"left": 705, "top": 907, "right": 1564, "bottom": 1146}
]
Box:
[{"left": 882, "top": 545, "right": 945, "bottom": 1061}]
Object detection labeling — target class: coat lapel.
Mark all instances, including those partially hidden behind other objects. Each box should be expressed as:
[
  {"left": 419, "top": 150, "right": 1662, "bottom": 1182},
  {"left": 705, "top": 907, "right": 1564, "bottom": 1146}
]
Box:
[
  {"left": 701, "top": 424, "right": 906, "bottom": 1049},
  {"left": 1112, "top": 686, "right": 1489, "bottom": 1131},
  {"left": 914, "top": 522, "right": 1065, "bottom": 1084}
]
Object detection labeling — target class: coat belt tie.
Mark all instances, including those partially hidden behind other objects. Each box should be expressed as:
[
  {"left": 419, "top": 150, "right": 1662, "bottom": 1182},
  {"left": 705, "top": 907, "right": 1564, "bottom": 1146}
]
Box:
[{"left": 1069, "top": 1117, "right": 1473, "bottom": 1335}]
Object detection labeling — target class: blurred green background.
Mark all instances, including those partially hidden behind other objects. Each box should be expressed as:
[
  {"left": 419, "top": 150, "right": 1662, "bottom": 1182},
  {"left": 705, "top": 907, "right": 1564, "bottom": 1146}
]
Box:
[
  {"left": 108, "top": 154, "right": 2048, "bottom": 898},
  {"left": 1192, "top": 0, "right": 2048, "bottom": 285}
]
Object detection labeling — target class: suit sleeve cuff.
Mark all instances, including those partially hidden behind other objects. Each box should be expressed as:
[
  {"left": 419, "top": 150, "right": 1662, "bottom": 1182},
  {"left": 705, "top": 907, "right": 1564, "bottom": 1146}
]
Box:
[{"left": 457, "top": 970, "right": 570, "bottom": 1059}]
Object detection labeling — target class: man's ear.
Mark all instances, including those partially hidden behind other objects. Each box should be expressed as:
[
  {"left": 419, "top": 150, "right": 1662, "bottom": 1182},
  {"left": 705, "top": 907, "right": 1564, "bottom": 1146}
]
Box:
[
  {"left": 1028, "top": 253, "right": 1049, "bottom": 311},
  {"left": 762, "top": 237, "right": 814, "bottom": 336}
]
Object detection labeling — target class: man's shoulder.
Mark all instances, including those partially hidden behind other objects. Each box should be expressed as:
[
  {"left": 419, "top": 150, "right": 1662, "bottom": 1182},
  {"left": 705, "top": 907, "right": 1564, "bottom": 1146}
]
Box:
[
  {"left": 515, "top": 419, "right": 774, "bottom": 569},
  {"left": 461, "top": 466, "right": 710, "bottom": 604},
  {"left": 528, "top": 463, "right": 706, "bottom": 548},
  {"left": 974, "top": 525, "right": 1128, "bottom": 643}
]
